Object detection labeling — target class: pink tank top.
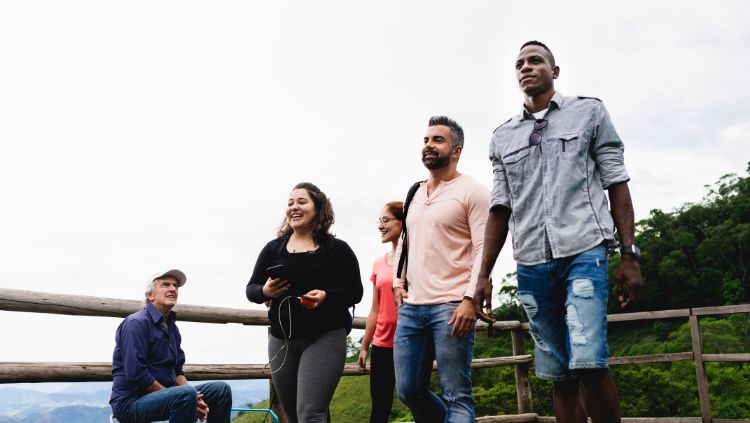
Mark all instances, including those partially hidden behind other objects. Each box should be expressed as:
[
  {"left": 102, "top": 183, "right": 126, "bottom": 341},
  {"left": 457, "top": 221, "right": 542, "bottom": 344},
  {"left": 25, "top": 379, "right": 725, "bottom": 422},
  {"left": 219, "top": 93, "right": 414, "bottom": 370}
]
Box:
[{"left": 371, "top": 255, "right": 397, "bottom": 347}]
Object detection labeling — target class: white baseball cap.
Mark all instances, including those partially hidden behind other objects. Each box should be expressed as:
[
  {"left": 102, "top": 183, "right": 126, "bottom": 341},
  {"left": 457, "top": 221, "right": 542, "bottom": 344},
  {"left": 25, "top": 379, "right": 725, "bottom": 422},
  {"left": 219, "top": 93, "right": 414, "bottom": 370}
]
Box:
[{"left": 151, "top": 269, "right": 187, "bottom": 287}]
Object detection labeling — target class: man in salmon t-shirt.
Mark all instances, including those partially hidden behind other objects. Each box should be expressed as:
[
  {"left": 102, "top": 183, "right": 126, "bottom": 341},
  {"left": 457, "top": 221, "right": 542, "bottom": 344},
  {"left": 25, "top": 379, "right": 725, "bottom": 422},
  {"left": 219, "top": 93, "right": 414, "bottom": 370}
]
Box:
[{"left": 392, "top": 116, "right": 490, "bottom": 423}]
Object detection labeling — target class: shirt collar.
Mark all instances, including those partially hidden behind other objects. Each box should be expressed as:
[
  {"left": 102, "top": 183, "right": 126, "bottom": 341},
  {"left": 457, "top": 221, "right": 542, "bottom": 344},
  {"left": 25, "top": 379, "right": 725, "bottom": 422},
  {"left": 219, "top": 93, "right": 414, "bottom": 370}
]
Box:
[
  {"left": 520, "top": 91, "right": 565, "bottom": 120},
  {"left": 145, "top": 302, "right": 176, "bottom": 324}
]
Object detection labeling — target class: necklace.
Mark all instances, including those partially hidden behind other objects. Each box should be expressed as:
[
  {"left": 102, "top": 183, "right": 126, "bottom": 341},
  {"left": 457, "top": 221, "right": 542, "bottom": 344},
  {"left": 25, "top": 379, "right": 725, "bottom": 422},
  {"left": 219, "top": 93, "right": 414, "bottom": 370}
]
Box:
[{"left": 289, "top": 237, "right": 317, "bottom": 253}]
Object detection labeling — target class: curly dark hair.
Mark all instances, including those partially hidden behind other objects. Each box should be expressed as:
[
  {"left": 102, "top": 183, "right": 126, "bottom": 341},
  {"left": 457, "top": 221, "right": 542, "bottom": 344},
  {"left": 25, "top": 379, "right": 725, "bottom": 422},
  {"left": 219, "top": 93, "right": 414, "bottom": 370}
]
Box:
[{"left": 277, "top": 182, "right": 335, "bottom": 243}]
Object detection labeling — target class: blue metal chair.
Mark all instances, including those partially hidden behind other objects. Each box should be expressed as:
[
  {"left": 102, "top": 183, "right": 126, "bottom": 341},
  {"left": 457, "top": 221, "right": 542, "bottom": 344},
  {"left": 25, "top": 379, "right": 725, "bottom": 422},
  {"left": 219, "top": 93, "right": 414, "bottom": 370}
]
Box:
[{"left": 232, "top": 407, "right": 280, "bottom": 423}]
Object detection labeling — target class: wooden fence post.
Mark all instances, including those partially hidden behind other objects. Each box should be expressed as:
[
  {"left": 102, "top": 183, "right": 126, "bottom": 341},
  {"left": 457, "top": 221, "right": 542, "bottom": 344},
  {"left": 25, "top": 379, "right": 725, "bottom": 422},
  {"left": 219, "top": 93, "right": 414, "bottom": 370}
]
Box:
[
  {"left": 268, "top": 328, "right": 288, "bottom": 423},
  {"left": 689, "top": 314, "right": 712, "bottom": 423},
  {"left": 511, "top": 327, "right": 532, "bottom": 413}
]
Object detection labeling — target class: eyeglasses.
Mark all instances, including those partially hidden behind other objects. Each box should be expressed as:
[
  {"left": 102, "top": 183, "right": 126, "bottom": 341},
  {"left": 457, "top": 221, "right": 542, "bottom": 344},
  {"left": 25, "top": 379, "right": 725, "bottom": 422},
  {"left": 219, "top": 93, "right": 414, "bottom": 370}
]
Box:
[
  {"left": 378, "top": 217, "right": 396, "bottom": 225},
  {"left": 528, "top": 119, "right": 548, "bottom": 146}
]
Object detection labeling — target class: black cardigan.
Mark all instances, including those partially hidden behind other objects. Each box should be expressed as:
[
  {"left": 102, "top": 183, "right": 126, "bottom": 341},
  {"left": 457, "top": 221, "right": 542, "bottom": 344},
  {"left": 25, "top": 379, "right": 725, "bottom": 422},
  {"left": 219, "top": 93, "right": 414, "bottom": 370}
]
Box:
[{"left": 246, "top": 235, "right": 363, "bottom": 339}]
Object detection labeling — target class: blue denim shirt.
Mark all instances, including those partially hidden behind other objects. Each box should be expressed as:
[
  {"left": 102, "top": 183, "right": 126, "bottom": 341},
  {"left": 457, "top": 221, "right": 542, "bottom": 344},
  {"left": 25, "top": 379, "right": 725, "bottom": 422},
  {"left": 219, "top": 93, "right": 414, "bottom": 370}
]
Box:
[
  {"left": 489, "top": 92, "right": 629, "bottom": 265},
  {"left": 109, "top": 303, "right": 185, "bottom": 419}
]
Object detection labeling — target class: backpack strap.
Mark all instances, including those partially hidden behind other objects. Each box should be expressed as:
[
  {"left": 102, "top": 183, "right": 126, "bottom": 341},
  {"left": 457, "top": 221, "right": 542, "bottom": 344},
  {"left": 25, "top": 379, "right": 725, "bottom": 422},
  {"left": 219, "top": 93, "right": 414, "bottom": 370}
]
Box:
[{"left": 396, "top": 181, "right": 424, "bottom": 288}]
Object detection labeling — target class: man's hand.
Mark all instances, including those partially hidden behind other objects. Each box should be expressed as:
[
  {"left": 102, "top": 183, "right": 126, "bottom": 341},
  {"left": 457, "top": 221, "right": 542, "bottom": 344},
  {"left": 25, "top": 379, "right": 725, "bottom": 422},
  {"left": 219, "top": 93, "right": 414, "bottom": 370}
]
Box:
[
  {"left": 448, "top": 298, "right": 477, "bottom": 337},
  {"left": 300, "top": 289, "right": 326, "bottom": 309},
  {"left": 196, "top": 391, "right": 209, "bottom": 421},
  {"left": 357, "top": 349, "right": 368, "bottom": 371},
  {"left": 616, "top": 255, "right": 643, "bottom": 309},
  {"left": 393, "top": 287, "right": 408, "bottom": 307},
  {"left": 473, "top": 276, "right": 496, "bottom": 324}
]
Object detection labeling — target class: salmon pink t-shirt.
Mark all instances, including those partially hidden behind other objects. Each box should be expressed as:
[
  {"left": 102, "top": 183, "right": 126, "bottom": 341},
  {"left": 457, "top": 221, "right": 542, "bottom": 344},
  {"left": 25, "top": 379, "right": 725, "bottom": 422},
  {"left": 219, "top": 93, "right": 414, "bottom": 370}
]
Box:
[
  {"left": 393, "top": 174, "right": 490, "bottom": 304},
  {"left": 371, "top": 255, "right": 397, "bottom": 347}
]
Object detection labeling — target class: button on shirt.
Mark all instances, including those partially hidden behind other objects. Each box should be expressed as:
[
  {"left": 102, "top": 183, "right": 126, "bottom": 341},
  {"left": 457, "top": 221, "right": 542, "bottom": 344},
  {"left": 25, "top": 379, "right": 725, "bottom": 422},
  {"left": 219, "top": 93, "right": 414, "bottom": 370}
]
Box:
[
  {"left": 393, "top": 174, "right": 490, "bottom": 303},
  {"left": 110, "top": 303, "right": 185, "bottom": 418},
  {"left": 489, "top": 92, "right": 630, "bottom": 265}
]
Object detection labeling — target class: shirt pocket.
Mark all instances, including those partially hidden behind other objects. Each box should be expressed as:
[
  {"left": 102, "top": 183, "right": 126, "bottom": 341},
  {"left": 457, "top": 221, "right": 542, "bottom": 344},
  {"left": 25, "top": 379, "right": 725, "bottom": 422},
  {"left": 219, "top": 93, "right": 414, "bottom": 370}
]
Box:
[
  {"left": 502, "top": 147, "right": 531, "bottom": 194},
  {"left": 551, "top": 131, "right": 580, "bottom": 154}
]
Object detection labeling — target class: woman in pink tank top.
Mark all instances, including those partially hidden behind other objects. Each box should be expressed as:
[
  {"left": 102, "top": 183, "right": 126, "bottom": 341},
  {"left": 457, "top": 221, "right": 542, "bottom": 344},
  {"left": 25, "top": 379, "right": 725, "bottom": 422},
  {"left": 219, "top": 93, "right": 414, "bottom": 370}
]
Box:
[{"left": 357, "top": 201, "right": 403, "bottom": 423}]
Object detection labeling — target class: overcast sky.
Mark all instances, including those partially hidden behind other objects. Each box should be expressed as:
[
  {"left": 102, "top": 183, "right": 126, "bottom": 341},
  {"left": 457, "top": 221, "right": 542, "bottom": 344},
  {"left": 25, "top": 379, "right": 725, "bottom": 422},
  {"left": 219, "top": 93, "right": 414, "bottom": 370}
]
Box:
[{"left": 1, "top": 0, "right": 748, "bottom": 392}]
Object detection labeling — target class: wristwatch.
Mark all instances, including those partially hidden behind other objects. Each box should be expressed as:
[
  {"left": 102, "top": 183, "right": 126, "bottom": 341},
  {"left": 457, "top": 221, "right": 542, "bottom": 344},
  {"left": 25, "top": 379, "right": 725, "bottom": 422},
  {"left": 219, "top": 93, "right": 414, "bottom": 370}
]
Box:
[{"left": 620, "top": 244, "right": 641, "bottom": 260}]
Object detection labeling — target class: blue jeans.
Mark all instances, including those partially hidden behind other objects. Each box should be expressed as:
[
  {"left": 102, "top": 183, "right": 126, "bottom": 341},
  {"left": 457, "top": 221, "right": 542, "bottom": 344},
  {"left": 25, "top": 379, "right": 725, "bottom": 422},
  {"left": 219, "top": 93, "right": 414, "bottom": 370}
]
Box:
[
  {"left": 120, "top": 382, "right": 232, "bottom": 423},
  {"left": 517, "top": 245, "right": 610, "bottom": 381},
  {"left": 393, "top": 302, "right": 475, "bottom": 423}
]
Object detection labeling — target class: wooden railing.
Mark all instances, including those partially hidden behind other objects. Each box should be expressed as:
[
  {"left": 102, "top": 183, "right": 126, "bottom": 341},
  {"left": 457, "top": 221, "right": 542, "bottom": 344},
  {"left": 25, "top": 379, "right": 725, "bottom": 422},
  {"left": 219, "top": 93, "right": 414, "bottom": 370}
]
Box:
[{"left": 0, "top": 288, "right": 748, "bottom": 423}]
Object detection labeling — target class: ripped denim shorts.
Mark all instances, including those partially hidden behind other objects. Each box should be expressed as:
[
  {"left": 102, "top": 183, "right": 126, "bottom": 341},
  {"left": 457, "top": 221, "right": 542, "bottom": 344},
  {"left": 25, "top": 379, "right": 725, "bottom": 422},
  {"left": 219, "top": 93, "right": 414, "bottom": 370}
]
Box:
[{"left": 517, "top": 244, "right": 610, "bottom": 381}]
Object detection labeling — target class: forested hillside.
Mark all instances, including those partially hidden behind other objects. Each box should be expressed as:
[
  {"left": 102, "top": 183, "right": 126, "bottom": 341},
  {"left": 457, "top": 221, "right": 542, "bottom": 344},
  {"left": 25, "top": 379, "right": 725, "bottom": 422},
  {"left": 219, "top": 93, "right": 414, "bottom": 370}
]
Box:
[{"left": 234, "top": 164, "right": 750, "bottom": 421}]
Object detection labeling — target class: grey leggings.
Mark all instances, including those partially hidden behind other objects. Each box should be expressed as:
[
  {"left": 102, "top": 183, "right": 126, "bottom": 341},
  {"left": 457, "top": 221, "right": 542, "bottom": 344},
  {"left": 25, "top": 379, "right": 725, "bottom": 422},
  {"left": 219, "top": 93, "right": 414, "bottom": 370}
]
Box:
[{"left": 268, "top": 328, "right": 347, "bottom": 423}]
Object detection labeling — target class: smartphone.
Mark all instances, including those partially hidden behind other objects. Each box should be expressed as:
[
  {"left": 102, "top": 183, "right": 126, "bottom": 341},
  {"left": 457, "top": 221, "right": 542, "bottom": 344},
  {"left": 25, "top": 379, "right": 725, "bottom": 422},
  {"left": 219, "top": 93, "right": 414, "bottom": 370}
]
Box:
[{"left": 266, "top": 264, "right": 286, "bottom": 280}]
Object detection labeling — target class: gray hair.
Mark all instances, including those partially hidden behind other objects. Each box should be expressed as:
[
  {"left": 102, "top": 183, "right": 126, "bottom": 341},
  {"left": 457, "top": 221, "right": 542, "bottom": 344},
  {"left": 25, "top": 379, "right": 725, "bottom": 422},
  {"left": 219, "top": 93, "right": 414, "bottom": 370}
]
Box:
[
  {"left": 144, "top": 279, "right": 159, "bottom": 305},
  {"left": 428, "top": 115, "right": 464, "bottom": 148}
]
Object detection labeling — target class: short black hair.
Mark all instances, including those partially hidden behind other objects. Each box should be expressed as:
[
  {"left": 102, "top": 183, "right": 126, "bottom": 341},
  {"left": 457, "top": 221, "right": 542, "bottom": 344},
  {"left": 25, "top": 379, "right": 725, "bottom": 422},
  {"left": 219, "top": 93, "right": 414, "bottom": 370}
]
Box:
[
  {"left": 428, "top": 115, "right": 464, "bottom": 148},
  {"left": 520, "top": 40, "right": 555, "bottom": 67}
]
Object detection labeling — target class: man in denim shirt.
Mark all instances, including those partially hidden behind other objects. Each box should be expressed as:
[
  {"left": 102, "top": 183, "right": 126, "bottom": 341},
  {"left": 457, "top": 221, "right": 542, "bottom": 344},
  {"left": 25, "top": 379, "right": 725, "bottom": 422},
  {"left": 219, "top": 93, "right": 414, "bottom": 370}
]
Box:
[
  {"left": 473, "top": 41, "right": 643, "bottom": 422},
  {"left": 110, "top": 269, "right": 232, "bottom": 423}
]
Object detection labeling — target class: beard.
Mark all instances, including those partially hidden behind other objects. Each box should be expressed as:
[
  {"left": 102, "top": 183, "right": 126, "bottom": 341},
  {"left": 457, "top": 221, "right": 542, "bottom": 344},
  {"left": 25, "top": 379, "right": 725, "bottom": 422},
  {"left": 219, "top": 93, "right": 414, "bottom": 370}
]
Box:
[{"left": 422, "top": 149, "right": 450, "bottom": 170}]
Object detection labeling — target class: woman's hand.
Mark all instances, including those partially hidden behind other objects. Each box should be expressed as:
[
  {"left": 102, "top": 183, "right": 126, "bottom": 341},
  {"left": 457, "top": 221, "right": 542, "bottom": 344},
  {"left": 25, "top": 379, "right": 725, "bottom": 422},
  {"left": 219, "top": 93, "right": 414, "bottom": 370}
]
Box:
[
  {"left": 300, "top": 289, "right": 326, "bottom": 309},
  {"left": 262, "top": 277, "right": 290, "bottom": 299},
  {"left": 357, "top": 349, "right": 368, "bottom": 370}
]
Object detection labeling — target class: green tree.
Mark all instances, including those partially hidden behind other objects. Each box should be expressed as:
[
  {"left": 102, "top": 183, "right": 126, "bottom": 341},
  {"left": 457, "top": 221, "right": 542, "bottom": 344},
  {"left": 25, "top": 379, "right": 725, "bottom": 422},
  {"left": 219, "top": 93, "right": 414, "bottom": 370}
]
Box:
[{"left": 615, "top": 163, "right": 750, "bottom": 313}]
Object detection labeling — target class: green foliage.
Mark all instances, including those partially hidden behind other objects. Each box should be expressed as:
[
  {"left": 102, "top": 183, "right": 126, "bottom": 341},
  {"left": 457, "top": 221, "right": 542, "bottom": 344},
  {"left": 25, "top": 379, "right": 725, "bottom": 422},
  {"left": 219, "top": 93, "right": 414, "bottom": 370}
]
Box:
[
  {"left": 618, "top": 165, "right": 750, "bottom": 312},
  {"left": 611, "top": 364, "right": 699, "bottom": 415}
]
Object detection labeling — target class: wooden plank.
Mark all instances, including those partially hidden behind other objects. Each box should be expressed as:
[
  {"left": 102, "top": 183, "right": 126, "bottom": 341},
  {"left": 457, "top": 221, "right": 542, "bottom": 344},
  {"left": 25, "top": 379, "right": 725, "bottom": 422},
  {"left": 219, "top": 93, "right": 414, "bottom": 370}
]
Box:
[
  {"left": 476, "top": 320, "right": 524, "bottom": 331},
  {"left": 465, "top": 356, "right": 534, "bottom": 369},
  {"left": 689, "top": 315, "right": 712, "bottom": 422},
  {"left": 476, "top": 413, "right": 538, "bottom": 422},
  {"left": 0, "top": 355, "right": 534, "bottom": 383},
  {"left": 608, "top": 352, "right": 694, "bottom": 365},
  {"left": 511, "top": 328, "right": 532, "bottom": 413},
  {"left": 607, "top": 309, "right": 690, "bottom": 323},
  {"left": 538, "top": 418, "right": 705, "bottom": 422},
  {"left": 0, "top": 362, "right": 274, "bottom": 383},
  {"left": 0, "top": 288, "right": 530, "bottom": 331},
  {"left": 0, "top": 288, "right": 270, "bottom": 325},
  {"left": 691, "top": 304, "right": 750, "bottom": 316},
  {"left": 702, "top": 353, "right": 750, "bottom": 363}
]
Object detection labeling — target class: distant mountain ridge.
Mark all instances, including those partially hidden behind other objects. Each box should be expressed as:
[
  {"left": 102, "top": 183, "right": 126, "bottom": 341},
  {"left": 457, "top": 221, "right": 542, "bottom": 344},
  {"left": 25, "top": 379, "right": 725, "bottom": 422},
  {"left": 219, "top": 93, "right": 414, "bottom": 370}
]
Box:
[{"left": 0, "top": 380, "right": 268, "bottom": 423}]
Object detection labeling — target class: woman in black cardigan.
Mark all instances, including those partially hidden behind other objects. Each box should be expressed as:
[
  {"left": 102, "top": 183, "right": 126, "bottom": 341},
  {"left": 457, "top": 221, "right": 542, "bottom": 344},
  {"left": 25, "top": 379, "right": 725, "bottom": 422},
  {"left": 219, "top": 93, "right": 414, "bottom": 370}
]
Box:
[{"left": 246, "top": 182, "right": 363, "bottom": 423}]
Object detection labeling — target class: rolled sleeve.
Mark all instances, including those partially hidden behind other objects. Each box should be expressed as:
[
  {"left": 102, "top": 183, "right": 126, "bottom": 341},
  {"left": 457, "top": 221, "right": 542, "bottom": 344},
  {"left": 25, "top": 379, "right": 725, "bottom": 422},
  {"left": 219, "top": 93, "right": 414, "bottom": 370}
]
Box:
[
  {"left": 490, "top": 140, "right": 512, "bottom": 210},
  {"left": 120, "top": 319, "right": 156, "bottom": 391},
  {"left": 592, "top": 103, "right": 629, "bottom": 188}
]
